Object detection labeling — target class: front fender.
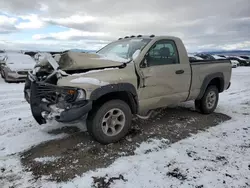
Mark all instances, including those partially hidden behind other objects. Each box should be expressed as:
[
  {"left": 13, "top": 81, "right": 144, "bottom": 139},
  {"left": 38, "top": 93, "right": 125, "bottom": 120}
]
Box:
[{"left": 90, "top": 83, "right": 137, "bottom": 100}]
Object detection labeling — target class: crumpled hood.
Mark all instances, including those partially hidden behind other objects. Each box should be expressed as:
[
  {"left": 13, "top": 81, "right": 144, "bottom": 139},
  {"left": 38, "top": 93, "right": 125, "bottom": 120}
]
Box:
[
  {"left": 57, "top": 63, "right": 138, "bottom": 99},
  {"left": 56, "top": 51, "right": 130, "bottom": 71}
]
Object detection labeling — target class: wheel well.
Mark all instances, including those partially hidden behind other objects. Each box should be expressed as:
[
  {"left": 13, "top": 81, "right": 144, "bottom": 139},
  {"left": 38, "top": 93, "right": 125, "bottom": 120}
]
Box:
[
  {"left": 92, "top": 91, "right": 138, "bottom": 114},
  {"left": 208, "top": 77, "right": 224, "bottom": 93}
]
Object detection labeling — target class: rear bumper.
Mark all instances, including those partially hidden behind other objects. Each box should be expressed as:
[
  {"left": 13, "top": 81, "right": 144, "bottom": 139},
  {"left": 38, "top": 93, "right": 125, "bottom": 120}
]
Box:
[{"left": 29, "top": 81, "right": 92, "bottom": 125}]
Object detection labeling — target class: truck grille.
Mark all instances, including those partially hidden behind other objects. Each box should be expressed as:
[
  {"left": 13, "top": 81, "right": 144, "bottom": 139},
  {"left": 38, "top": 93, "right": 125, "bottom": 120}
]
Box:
[
  {"left": 36, "top": 83, "right": 60, "bottom": 104},
  {"left": 33, "top": 82, "right": 77, "bottom": 104}
]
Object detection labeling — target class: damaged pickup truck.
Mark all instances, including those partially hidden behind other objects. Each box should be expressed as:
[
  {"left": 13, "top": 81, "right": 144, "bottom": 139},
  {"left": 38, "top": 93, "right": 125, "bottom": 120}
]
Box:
[{"left": 24, "top": 35, "right": 232, "bottom": 144}]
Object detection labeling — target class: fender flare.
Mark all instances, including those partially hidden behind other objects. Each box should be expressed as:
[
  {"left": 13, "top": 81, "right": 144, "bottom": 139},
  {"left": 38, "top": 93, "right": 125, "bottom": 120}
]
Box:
[
  {"left": 90, "top": 83, "right": 138, "bottom": 113},
  {"left": 197, "top": 72, "right": 225, "bottom": 100}
]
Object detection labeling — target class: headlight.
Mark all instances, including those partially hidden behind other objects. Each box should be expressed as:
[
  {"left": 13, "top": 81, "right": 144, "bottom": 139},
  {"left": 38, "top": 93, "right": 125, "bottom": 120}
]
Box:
[
  {"left": 6, "top": 67, "right": 16, "bottom": 73},
  {"left": 65, "top": 88, "right": 86, "bottom": 102}
]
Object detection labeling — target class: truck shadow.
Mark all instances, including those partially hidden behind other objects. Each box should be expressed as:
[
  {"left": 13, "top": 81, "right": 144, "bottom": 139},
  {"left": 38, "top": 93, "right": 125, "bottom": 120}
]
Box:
[{"left": 21, "top": 106, "right": 231, "bottom": 182}]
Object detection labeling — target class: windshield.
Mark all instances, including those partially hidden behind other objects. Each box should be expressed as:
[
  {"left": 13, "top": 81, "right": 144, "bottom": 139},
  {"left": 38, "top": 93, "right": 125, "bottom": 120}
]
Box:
[{"left": 97, "top": 38, "right": 152, "bottom": 60}]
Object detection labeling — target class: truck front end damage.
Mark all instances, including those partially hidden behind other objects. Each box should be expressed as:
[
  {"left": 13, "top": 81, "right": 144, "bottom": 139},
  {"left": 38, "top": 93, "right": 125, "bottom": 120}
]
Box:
[
  {"left": 25, "top": 51, "right": 129, "bottom": 125},
  {"left": 24, "top": 55, "right": 93, "bottom": 125},
  {"left": 29, "top": 81, "right": 92, "bottom": 125}
]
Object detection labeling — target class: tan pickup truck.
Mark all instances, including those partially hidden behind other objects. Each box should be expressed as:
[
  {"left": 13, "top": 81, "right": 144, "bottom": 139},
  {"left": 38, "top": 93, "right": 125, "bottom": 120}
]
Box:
[{"left": 24, "top": 35, "right": 232, "bottom": 144}]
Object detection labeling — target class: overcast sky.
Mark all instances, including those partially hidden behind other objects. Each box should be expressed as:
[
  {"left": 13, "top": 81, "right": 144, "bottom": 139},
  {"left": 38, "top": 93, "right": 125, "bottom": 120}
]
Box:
[{"left": 0, "top": 0, "right": 249, "bottom": 52}]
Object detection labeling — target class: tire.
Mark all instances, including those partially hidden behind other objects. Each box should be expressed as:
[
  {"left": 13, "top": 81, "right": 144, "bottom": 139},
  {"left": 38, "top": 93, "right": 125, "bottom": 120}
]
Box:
[
  {"left": 87, "top": 100, "right": 132, "bottom": 144},
  {"left": 195, "top": 85, "right": 219, "bottom": 114}
]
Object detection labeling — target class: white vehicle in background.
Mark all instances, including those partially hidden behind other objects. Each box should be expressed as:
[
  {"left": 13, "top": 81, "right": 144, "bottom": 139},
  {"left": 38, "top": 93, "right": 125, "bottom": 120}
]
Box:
[
  {"left": 230, "top": 60, "right": 239, "bottom": 68},
  {"left": 0, "top": 53, "right": 36, "bottom": 82},
  {"left": 239, "top": 55, "right": 250, "bottom": 65},
  {"left": 213, "top": 55, "right": 238, "bottom": 68}
]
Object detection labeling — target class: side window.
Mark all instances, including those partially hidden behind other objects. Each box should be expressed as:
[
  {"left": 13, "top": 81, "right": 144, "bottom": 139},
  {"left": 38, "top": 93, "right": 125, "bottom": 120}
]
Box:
[{"left": 147, "top": 40, "right": 179, "bottom": 66}]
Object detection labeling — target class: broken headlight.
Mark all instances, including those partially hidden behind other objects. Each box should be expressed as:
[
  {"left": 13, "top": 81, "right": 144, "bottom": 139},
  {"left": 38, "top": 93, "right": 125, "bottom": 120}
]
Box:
[{"left": 64, "top": 89, "right": 86, "bottom": 103}]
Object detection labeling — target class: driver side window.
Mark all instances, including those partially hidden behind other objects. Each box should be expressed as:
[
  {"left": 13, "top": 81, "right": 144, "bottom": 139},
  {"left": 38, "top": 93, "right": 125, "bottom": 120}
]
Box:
[{"left": 147, "top": 40, "right": 179, "bottom": 66}]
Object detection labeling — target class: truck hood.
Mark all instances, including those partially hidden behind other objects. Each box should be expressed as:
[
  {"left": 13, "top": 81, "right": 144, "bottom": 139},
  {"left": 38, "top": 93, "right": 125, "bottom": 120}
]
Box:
[
  {"left": 56, "top": 63, "right": 138, "bottom": 98},
  {"left": 51, "top": 51, "right": 130, "bottom": 72}
]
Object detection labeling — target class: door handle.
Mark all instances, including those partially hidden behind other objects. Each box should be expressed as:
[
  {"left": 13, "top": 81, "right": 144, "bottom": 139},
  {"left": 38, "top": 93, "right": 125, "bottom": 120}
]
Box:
[{"left": 175, "top": 70, "right": 184, "bottom": 74}]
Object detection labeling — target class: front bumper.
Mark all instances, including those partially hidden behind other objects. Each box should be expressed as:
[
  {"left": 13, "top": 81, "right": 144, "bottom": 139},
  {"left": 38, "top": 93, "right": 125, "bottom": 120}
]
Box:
[
  {"left": 55, "top": 100, "right": 92, "bottom": 123},
  {"left": 29, "top": 81, "right": 92, "bottom": 125},
  {"left": 6, "top": 72, "right": 28, "bottom": 81}
]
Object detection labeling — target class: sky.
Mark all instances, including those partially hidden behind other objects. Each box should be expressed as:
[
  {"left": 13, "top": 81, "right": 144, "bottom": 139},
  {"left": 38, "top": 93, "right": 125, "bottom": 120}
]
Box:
[{"left": 0, "top": 0, "right": 249, "bottom": 52}]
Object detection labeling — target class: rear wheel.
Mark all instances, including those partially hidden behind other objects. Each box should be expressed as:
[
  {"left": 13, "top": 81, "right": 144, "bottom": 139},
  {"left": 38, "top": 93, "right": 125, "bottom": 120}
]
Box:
[
  {"left": 195, "top": 85, "right": 219, "bottom": 114},
  {"left": 87, "top": 100, "right": 132, "bottom": 144}
]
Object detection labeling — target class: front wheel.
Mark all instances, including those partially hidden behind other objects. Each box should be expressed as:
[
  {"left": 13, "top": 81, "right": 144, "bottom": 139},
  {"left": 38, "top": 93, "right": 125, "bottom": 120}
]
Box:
[
  {"left": 195, "top": 85, "right": 219, "bottom": 114},
  {"left": 87, "top": 100, "right": 132, "bottom": 144}
]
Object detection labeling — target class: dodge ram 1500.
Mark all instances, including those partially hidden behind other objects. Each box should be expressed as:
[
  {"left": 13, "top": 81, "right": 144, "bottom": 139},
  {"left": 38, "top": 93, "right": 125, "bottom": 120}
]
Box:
[{"left": 24, "top": 35, "right": 232, "bottom": 144}]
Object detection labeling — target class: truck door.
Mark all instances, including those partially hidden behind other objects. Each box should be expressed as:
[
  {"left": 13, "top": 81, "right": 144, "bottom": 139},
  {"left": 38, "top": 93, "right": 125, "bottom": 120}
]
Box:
[{"left": 138, "top": 39, "right": 191, "bottom": 111}]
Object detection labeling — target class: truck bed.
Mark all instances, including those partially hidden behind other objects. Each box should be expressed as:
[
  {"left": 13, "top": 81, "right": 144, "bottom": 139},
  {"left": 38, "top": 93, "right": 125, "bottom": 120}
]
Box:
[{"left": 187, "top": 59, "right": 232, "bottom": 101}]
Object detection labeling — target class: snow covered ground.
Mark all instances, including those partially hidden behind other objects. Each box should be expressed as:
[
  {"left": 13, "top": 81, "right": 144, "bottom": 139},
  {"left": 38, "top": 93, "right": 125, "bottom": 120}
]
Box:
[{"left": 0, "top": 67, "right": 250, "bottom": 188}]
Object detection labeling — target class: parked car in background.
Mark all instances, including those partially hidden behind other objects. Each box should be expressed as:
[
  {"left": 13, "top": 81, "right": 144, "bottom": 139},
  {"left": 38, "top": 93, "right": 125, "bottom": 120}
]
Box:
[
  {"left": 0, "top": 54, "right": 5, "bottom": 70},
  {"left": 217, "top": 55, "right": 227, "bottom": 58},
  {"left": 227, "top": 56, "right": 249, "bottom": 66},
  {"left": 195, "top": 54, "right": 226, "bottom": 60},
  {"left": 195, "top": 54, "right": 238, "bottom": 68},
  {"left": 0, "top": 53, "right": 36, "bottom": 82},
  {"left": 195, "top": 53, "right": 215, "bottom": 60},
  {"left": 239, "top": 56, "right": 250, "bottom": 65},
  {"left": 230, "top": 60, "right": 239, "bottom": 68},
  {"left": 188, "top": 54, "right": 204, "bottom": 61}
]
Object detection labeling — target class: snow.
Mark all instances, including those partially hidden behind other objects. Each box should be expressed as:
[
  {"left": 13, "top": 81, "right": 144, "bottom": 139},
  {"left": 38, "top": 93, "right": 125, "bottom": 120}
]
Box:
[
  {"left": 0, "top": 80, "right": 70, "bottom": 157},
  {"left": 34, "top": 156, "right": 61, "bottom": 164},
  {"left": 70, "top": 68, "right": 118, "bottom": 76},
  {"left": 70, "top": 77, "right": 109, "bottom": 86},
  {"left": 0, "top": 67, "right": 250, "bottom": 188}
]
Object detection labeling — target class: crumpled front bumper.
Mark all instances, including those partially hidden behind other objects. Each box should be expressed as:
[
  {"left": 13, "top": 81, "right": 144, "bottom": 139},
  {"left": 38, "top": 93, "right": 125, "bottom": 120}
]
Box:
[
  {"left": 29, "top": 81, "right": 92, "bottom": 125},
  {"left": 55, "top": 100, "right": 92, "bottom": 123}
]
